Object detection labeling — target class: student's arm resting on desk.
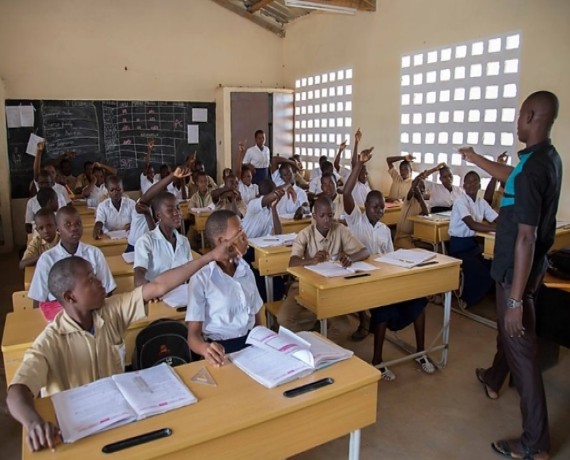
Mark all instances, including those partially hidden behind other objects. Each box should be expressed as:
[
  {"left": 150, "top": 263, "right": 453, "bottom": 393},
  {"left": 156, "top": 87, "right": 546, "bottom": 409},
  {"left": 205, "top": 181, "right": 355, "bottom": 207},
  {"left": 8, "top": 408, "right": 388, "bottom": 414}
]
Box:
[{"left": 456, "top": 198, "right": 498, "bottom": 232}]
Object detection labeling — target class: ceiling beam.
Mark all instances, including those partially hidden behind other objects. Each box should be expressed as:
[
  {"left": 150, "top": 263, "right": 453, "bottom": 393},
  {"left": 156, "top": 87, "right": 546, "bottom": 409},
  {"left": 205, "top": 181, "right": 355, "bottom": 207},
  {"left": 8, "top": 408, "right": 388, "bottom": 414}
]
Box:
[
  {"left": 210, "top": 0, "right": 285, "bottom": 37},
  {"left": 288, "top": 0, "right": 376, "bottom": 12},
  {"left": 247, "top": 0, "right": 276, "bottom": 13}
]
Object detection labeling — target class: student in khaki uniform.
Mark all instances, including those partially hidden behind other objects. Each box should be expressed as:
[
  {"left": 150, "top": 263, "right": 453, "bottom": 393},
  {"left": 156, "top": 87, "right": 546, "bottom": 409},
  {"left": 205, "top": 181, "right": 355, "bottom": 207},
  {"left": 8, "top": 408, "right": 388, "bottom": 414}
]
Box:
[
  {"left": 19, "top": 209, "right": 60, "bottom": 269},
  {"left": 6, "top": 237, "right": 242, "bottom": 453},
  {"left": 277, "top": 196, "right": 369, "bottom": 332},
  {"left": 394, "top": 175, "right": 429, "bottom": 249}
]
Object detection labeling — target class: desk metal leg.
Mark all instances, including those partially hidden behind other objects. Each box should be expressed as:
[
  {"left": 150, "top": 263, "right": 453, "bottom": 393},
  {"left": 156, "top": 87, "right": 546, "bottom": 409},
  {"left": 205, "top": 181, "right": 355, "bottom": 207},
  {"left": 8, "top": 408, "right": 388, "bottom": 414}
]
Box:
[
  {"left": 265, "top": 276, "right": 275, "bottom": 328},
  {"left": 200, "top": 232, "right": 205, "bottom": 252},
  {"left": 320, "top": 319, "right": 328, "bottom": 337},
  {"left": 348, "top": 429, "right": 361, "bottom": 460},
  {"left": 441, "top": 291, "right": 451, "bottom": 367}
]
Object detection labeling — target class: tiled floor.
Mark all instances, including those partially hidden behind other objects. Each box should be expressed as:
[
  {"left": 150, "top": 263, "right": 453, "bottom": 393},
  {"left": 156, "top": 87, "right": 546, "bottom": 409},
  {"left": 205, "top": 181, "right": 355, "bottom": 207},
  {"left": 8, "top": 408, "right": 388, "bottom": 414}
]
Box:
[{"left": 0, "top": 250, "right": 568, "bottom": 459}]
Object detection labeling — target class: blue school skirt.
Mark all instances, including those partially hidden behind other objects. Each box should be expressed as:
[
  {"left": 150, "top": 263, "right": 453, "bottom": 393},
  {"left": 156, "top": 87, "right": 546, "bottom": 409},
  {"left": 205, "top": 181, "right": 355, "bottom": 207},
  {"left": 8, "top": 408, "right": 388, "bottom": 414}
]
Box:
[
  {"left": 253, "top": 167, "right": 269, "bottom": 185},
  {"left": 370, "top": 298, "right": 428, "bottom": 332}
]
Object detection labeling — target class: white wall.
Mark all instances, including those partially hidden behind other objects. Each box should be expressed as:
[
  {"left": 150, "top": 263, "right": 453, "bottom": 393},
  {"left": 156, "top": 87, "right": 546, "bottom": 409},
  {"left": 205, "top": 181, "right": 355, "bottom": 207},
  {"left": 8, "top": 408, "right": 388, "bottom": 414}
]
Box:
[{"left": 282, "top": 0, "right": 570, "bottom": 218}]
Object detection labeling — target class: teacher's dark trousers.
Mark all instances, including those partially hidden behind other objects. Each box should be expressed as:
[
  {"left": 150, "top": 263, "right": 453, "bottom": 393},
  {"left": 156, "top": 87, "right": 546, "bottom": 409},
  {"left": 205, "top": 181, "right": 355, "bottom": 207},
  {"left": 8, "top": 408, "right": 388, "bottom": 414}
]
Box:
[{"left": 482, "top": 263, "right": 550, "bottom": 452}]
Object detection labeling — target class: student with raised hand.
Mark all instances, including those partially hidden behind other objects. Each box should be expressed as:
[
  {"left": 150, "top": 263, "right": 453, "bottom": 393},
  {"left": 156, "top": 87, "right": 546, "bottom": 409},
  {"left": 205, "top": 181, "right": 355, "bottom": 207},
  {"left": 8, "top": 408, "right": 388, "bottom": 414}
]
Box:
[
  {"left": 188, "top": 171, "right": 213, "bottom": 209},
  {"left": 424, "top": 164, "right": 463, "bottom": 212},
  {"left": 274, "top": 163, "right": 309, "bottom": 218},
  {"left": 243, "top": 129, "right": 270, "bottom": 185},
  {"left": 186, "top": 210, "right": 262, "bottom": 366},
  {"left": 31, "top": 142, "right": 72, "bottom": 204},
  {"left": 20, "top": 209, "right": 60, "bottom": 270},
  {"left": 238, "top": 166, "right": 258, "bottom": 205},
  {"left": 54, "top": 151, "right": 77, "bottom": 191},
  {"left": 386, "top": 153, "right": 416, "bottom": 201},
  {"left": 483, "top": 151, "right": 508, "bottom": 212},
  {"left": 241, "top": 178, "right": 284, "bottom": 239},
  {"left": 28, "top": 206, "right": 116, "bottom": 309},
  {"left": 82, "top": 162, "right": 116, "bottom": 205},
  {"left": 140, "top": 138, "right": 158, "bottom": 193},
  {"left": 212, "top": 172, "right": 247, "bottom": 218},
  {"left": 134, "top": 191, "right": 192, "bottom": 286},
  {"left": 277, "top": 196, "right": 369, "bottom": 333},
  {"left": 25, "top": 184, "right": 66, "bottom": 234},
  {"left": 7, "top": 237, "right": 241, "bottom": 453},
  {"left": 188, "top": 160, "right": 217, "bottom": 196},
  {"left": 448, "top": 171, "right": 497, "bottom": 307},
  {"left": 74, "top": 161, "right": 94, "bottom": 195},
  {"left": 93, "top": 176, "right": 136, "bottom": 240},
  {"left": 270, "top": 153, "right": 299, "bottom": 187},
  {"left": 291, "top": 154, "right": 310, "bottom": 190},
  {"left": 394, "top": 174, "right": 430, "bottom": 249}
]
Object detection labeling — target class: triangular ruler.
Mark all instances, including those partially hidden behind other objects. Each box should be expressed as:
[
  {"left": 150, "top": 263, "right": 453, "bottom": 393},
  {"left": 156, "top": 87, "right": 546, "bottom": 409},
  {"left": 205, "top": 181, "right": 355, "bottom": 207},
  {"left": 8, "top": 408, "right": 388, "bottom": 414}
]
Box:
[{"left": 190, "top": 367, "right": 217, "bottom": 386}]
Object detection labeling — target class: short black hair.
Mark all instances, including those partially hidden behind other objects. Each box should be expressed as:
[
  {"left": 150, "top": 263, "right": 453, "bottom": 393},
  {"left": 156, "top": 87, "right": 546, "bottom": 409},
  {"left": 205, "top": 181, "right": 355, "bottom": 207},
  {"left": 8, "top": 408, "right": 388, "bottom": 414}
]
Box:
[
  {"left": 195, "top": 171, "right": 207, "bottom": 180},
  {"left": 36, "top": 188, "right": 58, "bottom": 207},
  {"left": 278, "top": 162, "right": 292, "bottom": 174},
  {"left": 56, "top": 205, "right": 80, "bottom": 225},
  {"left": 84, "top": 161, "right": 94, "bottom": 169},
  {"left": 34, "top": 207, "right": 56, "bottom": 223},
  {"left": 37, "top": 170, "right": 52, "bottom": 182},
  {"left": 255, "top": 129, "right": 265, "bottom": 137},
  {"left": 320, "top": 172, "right": 337, "bottom": 185},
  {"left": 105, "top": 175, "right": 122, "bottom": 187},
  {"left": 160, "top": 164, "right": 171, "bottom": 172},
  {"left": 400, "top": 160, "right": 412, "bottom": 169},
  {"left": 259, "top": 178, "right": 276, "bottom": 196},
  {"left": 321, "top": 161, "right": 334, "bottom": 174},
  {"left": 93, "top": 166, "right": 104, "bottom": 175},
  {"left": 365, "top": 190, "right": 385, "bottom": 204},
  {"left": 205, "top": 210, "right": 237, "bottom": 247},
  {"left": 464, "top": 171, "right": 480, "bottom": 181},
  {"left": 48, "top": 256, "right": 91, "bottom": 303},
  {"left": 313, "top": 195, "right": 333, "bottom": 213},
  {"left": 151, "top": 191, "right": 176, "bottom": 215}
]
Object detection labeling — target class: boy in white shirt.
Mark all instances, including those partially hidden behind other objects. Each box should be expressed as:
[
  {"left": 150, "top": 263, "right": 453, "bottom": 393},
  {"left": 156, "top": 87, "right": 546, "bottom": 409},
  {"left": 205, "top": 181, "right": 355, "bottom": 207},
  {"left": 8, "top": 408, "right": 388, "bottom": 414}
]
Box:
[
  {"left": 186, "top": 210, "right": 262, "bottom": 365},
  {"left": 241, "top": 179, "right": 284, "bottom": 239},
  {"left": 134, "top": 192, "right": 192, "bottom": 285},
  {"left": 81, "top": 166, "right": 108, "bottom": 206},
  {"left": 308, "top": 161, "right": 335, "bottom": 196},
  {"left": 448, "top": 171, "right": 497, "bottom": 307},
  {"left": 25, "top": 182, "right": 67, "bottom": 234},
  {"left": 274, "top": 164, "right": 309, "bottom": 217},
  {"left": 93, "top": 176, "right": 136, "bottom": 239},
  {"left": 238, "top": 167, "right": 258, "bottom": 204},
  {"left": 344, "top": 149, "right": 434, "bottom": 380}
]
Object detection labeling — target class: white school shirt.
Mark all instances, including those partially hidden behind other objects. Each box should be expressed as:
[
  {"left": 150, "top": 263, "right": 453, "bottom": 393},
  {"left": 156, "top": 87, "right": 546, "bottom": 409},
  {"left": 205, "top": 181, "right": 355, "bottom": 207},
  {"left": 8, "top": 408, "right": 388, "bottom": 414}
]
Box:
[
  {"left": 243, "top": 145, "right": 270, "bottom": 168},
  {"left": 309, "top": 176, "right": 322, "bottom": 195},
  {"left": 127, "top": 206, "right": 151, "bottom": 247},
  {"left": 425, "top": 182, "right": 464, "bottom": 209},
  {"left": 345, "top": 206, "right": 394, "bottom": 256},
  {"left": 351, "top": 182, "right": 372, "bottom": 208},
  {"left": 448, "top": 193, "right": 498, "bottom": 238},
  {"left": 95, "top": 197, "right": 136, "bottom": 232},
  {"left": 33, "top": 182, "right": 71, "bottom": 204},
  {"left": 134, "top": 226, "right": 192, "bottom": 282},
  {"left": 170, "top": 184, "right": 188, "bottom": 201},
  {"left": 28, "top": 241, "right": 116, "bottom": 302},
  {"left": 238, "top": 181, "right": 258, "bottom": 204},
  {"left": 276, "top": 185, "right": 308, "bottom": 215},
  {"left": 85, "top": 184, "right": 108, "bottom": 206},
  {"left": 242, "top": 197, "right": 274, "bottom": 238},
  {"left": 139, "top": 173, "right": 177, "bottom": 195},
  {"left": 186, "top": 259, "right": 262, "bottom": 341},
  {"left": 271, "top": 169, "right": 285, "bottom": 186},
  {"left": 25, "top": 193, "right": 68, "bottom": 224}
]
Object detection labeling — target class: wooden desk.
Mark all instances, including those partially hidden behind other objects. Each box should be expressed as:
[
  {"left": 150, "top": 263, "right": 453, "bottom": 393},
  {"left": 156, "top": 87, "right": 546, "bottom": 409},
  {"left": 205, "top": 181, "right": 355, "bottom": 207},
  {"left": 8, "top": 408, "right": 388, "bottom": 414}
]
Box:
[
  {"left": 187, "top": 209, "right": 212, "bottom": 250},
  {"left": 280, "top": 217, "right": 311, "bottom": 234},
  {"left": 543, "top": 272, "right": 570, "bottom": 293},
  {"left": 2, "top": 302, "right": 185, "bottom": 386},
  {"left": 478, "top": 226, "right": 570, "bottom": 259},
  {"left": 408, "top": 215, "right": 450, "bottom": 253},
  {"left": 24, "top": 357, "right": 378, "bottom": 460},
  {"left": 81, "top": 234, "right": 128, "bottom": 257},
  {"left": 288, "top": 251, "right": 461, "bottom": 368},
  {"left": 249, "top": 241, "right": 293, "bottom": 308},
  {"left": 380, "top": 203, "right": 402, "bottom": 227},
  {"left": 24, "top": 255, "right": 134, "bottom": 290}
]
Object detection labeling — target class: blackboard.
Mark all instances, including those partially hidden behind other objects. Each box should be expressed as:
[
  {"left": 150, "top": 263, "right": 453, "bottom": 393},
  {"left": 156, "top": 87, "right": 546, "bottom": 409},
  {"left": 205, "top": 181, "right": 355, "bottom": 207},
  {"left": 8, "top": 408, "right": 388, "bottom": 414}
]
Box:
[{"left": 5, "top": 100, "right": 216, "bottom": 198}]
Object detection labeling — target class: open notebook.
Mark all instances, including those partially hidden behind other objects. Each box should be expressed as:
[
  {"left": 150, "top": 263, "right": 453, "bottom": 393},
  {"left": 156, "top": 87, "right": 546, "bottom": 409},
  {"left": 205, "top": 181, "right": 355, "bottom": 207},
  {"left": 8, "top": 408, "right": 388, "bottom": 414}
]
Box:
[
  {"left": 52, "top": 363, "right": 197, "bottom": 443},
  {"left": 231, "top": 326, "right": 353, "bottom": 388},
  {"left": 376, "top": 249, "right": 437, "bottom": 269},
  {"left": 248, "top": 233, "right": 297, "bottom": 248},
  {"left": 305, "top": 261, "right": 378, "bottom": 278}
]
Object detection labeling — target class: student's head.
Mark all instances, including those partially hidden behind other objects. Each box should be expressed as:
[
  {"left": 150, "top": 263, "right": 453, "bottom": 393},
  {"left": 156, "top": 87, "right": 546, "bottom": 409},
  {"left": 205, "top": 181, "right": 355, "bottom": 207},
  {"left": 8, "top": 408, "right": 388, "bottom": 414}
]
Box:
[
  {"left": 195, "top": 171, "right": 209, "bottom": 193},
  {"left": 241, "top": 167, "right": 253, "bottom": 186},
  {"left": 254, "top": 130, "right": 265, "bottom": 148},
  {"left": 205, "top": 210, "right": 248, "bottom": 256},
  {"left": 320, "top": 173, "right": 337, "bottom": 198},
  {"left": 36, "top": 170, "right": 54, "bottom": 189},
  {"left": 439, "top": 166, "right": 454, "bottom": 189},
  {"left": 159, "top": 164, "right": 171, "bottom": 179},
  {"left": 84, "top": 161, "right": 94, "bottom": 177},
  {"left": 43, "top": 165, "right": 57, "bottom": 181},
  {"left": 222, "top": 168, "right": 232, "bottom": 180},
  {"left": 36, "top": 188, "right": 58, "bottom": 212},
  {"left": 60, "top": 158, "right": 72, "bottom": 177},
  {"left": 93, "top": 167, "right": 105, "bottom": 185},
  {"left": 193, "top": 160, "right": 205, "bottom": 173},
  {"left": 146, "top": 164, "right": 155, "bottom": 181},
  {"left": 279, "top": 163, "right": 294, "bottom": 185},
  {"left": 463, "top": 171, "right": 481, "bottom": 198},
  {"left": 106, "top": 176, "right": 123, "bottom": 202},
  {"left": 399, "top": 160, "right": 412, "bottom": 180},
  {"left": 365, "top": 190, "right": 385, "bottom": 223},
  {"left": 259, "top": 178, "right": 276, "bottom": 196},
  {"left": 34, "top": 208, "right": 57, "bottom": 243},
  {"left": 517, "top": 90, "right": 559, "bottom": 143},
  {"left": 152, "top": 192, "right": 181, "bottom": 229},
  {"left": 224, "top": 173, "right": 239, "bottom": 191},
  {"left": 321, "top": 161, "right": 334, "bottom": 175},
  {"left": 358, "top": 165, "right": 368, "bottom": 184},
  {"left": 292, "top": 154, "right": 304, "bottom": 170},
  {"left": 48, "top": 257, "right": 106, "bottom": 310},
  {"left": 56, "top": 206, "right": 83, "bottom": 244},
  {"left": 318, "top": 155, "right": 328, "bottom": 168},
  {"left": 312, "top": 196, "right": 334, "bottom": 234}
]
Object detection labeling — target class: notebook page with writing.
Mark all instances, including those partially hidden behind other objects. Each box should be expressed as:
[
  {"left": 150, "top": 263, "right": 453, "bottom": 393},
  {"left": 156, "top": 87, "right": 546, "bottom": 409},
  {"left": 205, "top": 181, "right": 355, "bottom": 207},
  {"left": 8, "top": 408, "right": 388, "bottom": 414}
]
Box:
[
  {"left": 106, "top": 230, "right": 129, "bottom": 240},
  {"left": 376, "top": 249, "right": 437, "bottom": 269},
  {"left": 52, "top": 378, "right": 137, "bottom": 443},
  {"left": 305, "top": 261, "right": 378, "bottom": 277}
]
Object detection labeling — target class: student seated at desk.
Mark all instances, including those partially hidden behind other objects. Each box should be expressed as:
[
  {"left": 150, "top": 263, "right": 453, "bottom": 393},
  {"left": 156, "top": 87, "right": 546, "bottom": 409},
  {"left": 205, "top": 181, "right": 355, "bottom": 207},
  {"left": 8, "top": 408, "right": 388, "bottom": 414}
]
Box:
[
  {"left": 212, "top": 173, "right": 247, "bottom": 218},
  {"left": 386, "top": 153, "right": 414, "bottom": 201},
  {"left": 483, "top": 151, "right": 509, "bottom": 212},
  {"left": 93, "top": 176, "right": 136, "bottom": 240},
  {"left": 20, "top": 209, "right": 60, "bottom": 270},
  {"left": 74, "top": 161, "right": 94, "bottom": 195},
  {"left": 274, "top": 163, "right": 309, "bottom": 218},
  {"left": 186, "top": 210, "right": 262, "bottom": 365},
  {"left": 394, "top": 175, "right": 429, "bottom": 249},
  {"left": 269, "top": 153, "right": 300, "bottom": 187},
  {"left": 448, "top": 171, "right": 498, "bottom": 307},
  {"left": 7, "top": 241, "right": 239, "bottom": 453},
  {"left": 82, "top": 164, "right": 115, "bottom": 206},
  {"left": 238, "top": 166, "right": 258, "bottom": 204},
  {"left": 187, "top": 160, "right": 217, "bottom": 197},
  {"left": 140, "top": 140, "right": 176, "bottom": 195},
  {"left": 25, "top": 174, "right": 67, "bottom": 234},
  {"left": 53, "top": 151, "right": 77, "bottom": 192},
  {"left": 277, "top": 196, "right": 369, "bottom": 333},
  {"left": 188, "top": 171, "right": 213, "bottom": 209},
  {"left": 344, "top": 149, "right": 434, "bottom": 380},
  {"left": 31, "top": 142, "right": 72, "bottom": 203},
  {"left": 315, "top": 172, "right": 344, "bottom": 220},
  {"left": 309, "top": 154, "right": 329, "bottom": 181},
  {"left": 134, "top": 192, "right": 192, "bottom": 286},
  {"left": 308, "top": 160, "right": 335, "bottom": 197},
  {"left": 28, "top": 206, "right": 116, "bottom": 311},
  {"left": 291, "top": 154, "right": 310, "bottom": 190},
  {"left": 424, "top": 164, "right": 463, "bottom": 213},
  {"left": 242, "top": 179, "right": 284, "bottom": 239}
]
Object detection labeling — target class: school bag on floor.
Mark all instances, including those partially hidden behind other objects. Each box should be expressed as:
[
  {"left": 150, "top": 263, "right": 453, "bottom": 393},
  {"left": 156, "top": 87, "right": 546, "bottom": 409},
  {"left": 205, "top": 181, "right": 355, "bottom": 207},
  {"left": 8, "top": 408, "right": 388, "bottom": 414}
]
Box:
[{"left": 132, "top": 319, "right": 192, "bottom": 370}]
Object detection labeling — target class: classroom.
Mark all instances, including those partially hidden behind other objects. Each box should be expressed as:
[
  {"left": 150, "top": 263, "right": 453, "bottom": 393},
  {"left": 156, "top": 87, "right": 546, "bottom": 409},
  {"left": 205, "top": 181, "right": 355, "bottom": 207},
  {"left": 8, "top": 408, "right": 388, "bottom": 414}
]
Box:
[{"left": 0, "top": 1, "right": 569, "bottom": 459}]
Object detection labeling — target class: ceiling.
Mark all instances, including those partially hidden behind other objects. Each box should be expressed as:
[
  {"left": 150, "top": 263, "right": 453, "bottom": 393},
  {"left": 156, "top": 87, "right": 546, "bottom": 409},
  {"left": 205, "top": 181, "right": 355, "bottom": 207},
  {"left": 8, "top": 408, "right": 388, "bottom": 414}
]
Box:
[{"left": 210, "top": 0, "right": 376, "bottom": 38}]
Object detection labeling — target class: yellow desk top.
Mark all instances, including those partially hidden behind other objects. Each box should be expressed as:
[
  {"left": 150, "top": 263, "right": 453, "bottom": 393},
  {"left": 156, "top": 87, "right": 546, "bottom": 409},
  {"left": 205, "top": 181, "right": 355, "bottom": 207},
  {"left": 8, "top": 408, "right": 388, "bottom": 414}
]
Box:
[
  {"left": 543, "top": 272, "right": 570, "bottom": 293},
  {"left": 24, "top": 356, "right": 379, "bottom": 459},
  {"left": 408, "top": 214, "right": 451, "bottom": 226},
  {"left": 82, "top": 234, "right": 128, "bottom": 247}
]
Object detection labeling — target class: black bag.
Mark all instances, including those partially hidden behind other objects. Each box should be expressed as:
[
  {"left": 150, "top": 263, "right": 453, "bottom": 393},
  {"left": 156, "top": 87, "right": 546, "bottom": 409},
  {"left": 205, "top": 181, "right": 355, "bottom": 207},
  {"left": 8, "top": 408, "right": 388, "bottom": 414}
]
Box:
[
  {"left": 547, "top": 247, "right": 570, "bottom": 279},
  {"left": 132, "top": 319, "right": 191, "bottom": 370}
]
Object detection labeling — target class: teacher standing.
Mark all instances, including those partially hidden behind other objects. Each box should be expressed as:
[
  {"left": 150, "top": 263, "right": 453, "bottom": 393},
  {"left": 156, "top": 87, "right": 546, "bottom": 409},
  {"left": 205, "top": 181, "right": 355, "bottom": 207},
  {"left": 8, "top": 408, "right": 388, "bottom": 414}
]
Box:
[
  {"left": 243, "top": 130, "right": 270, "bottom": 185},
  {"left": 460, "top": 91, "right": 561, "bottom": 460}
]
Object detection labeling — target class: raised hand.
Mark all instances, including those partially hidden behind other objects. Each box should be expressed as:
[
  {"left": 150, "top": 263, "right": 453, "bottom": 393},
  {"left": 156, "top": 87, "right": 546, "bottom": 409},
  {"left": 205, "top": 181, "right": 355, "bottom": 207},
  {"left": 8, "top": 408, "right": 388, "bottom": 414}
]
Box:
[
  {"left": 358, "top": 147, "right": 374, "bottom": 163},
  {"left": 404, "top": 153, "right": 416, "bottom": 162},
  {"left": 211, "top": 229, "right": 246, "bottom": 262},
  {"left": 271, "top": 188, "right": 285, "bottom": 207},
  {"left": 339, "top": 139, "right": 348, "bottom": 151},
  {"left": 147, "top": 139, "right": 155, "bottom": 150},
  {"left": 458, "top": 146, "right": 477, "bottom": 162},
  {"left": 173, "top": 166, "right": 191, "bottom": 179},
  {"left": 36, "top": 142, "right": 45, "bottom": 154},
  {"left": 238, "top": 140, "right": 246, "bottom": 156},
  {"left": 354, "top": 129, "right": 362, "bottom": 143},
  {"left": 497, "top": 151, "right": 508, "bottom": 164}
]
